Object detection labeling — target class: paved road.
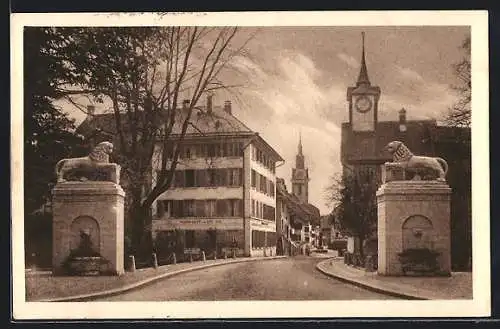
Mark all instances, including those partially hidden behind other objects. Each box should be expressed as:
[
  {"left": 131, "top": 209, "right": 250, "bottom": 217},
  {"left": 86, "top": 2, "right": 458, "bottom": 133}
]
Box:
[{"left": 98, "top": 257, "right": 399, "bottom": 301}]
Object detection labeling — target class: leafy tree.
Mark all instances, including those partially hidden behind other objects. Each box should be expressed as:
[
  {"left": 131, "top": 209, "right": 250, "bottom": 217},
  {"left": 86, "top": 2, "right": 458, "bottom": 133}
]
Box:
[
  {"left": 326, "top": 170, "right": 378, "bottom": 256},
  {"left": 446, "top": 36, "right": 471, "bottom": 127},
  {"left": 24, "top": 28, "right": 87, "bottom": 215},
  {"left": 35, "top": 27, "right": 247, "bottom": 257}
]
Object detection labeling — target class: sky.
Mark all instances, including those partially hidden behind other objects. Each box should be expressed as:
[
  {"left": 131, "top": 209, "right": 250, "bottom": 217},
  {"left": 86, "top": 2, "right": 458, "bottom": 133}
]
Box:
[{"left": 61, "top": 26, "right": 470, "bottom": 215}]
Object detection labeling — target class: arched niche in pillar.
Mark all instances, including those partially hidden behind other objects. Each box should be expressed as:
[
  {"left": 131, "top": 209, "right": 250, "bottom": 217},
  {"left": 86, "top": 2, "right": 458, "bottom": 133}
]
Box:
[
  {"left": 70, "top": 216, "right": 101, "bottom": 253},
  {"left": 402, "top": 215, "right": 435, "bottom": 250}
]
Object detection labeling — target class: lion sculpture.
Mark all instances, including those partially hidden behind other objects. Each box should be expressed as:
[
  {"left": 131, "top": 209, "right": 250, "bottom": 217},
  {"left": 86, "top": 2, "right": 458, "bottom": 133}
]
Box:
[
  {"left": 55, "top": 141, "right": 120, "bottom": 184},
  {"left": 384, "top": 140, "right": 448, "bottom": 182}
]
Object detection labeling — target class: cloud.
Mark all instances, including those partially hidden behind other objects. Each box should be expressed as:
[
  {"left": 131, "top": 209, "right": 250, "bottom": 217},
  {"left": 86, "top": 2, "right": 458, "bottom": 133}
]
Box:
[
  {"left": 337, "top": 53, "right": 359, "bottom": 69},
  {"left": 394, "top": 65, "right": 425, "bottom": 83},
  {"left": 230, "top": 52, "right": 342, "bottom": 214},
  {"left": 377, "top": 64, "right": 457, "bottom": 121}
]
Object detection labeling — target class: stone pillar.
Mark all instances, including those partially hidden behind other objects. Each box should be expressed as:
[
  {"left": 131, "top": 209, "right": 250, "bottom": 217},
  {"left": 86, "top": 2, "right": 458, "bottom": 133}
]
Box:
[
  {"left": 376, "top": 179, "right": 451, "bottom": 276},
  {"left": 52, "top": 181, "right": 125, "bottom": 276}
]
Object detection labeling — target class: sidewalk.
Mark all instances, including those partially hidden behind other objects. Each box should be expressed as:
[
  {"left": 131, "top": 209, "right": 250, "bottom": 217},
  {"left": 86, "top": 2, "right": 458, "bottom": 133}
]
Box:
[
  {"left": 26, "top": 256, "right": 285, "bottom": 302},
  {"left": 316, "top": 258, "right": 472, "bottom": 300}
]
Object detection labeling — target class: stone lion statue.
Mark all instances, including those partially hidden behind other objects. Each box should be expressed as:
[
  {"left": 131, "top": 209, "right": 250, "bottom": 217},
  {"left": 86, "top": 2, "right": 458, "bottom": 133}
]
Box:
[
  {"left": 384, "top": 140, "right": 448, "bottom": 182},
  {"left": 55, "top": 141, "right": 120, "bottom": 184}
]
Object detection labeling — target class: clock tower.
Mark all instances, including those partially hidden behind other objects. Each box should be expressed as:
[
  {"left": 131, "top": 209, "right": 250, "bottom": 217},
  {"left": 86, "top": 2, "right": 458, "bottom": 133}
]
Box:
[
  {"left": 346, "top": 32, "right": 381, "bottom": 132},
  {"left": 291, "top": 133, "right": 309, "bottom": 204}
]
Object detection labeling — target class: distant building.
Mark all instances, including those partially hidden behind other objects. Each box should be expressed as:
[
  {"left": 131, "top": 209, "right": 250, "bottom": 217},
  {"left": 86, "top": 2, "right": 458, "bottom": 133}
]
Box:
[
  {"left": 77, "top": 95, "right": 284, "bottom": 259},
  {"left": 275, "top": 137, "right": 321, "bottom": 254},
  {"left": 291, "top": 134, "right": 309, "bottom": 204},
  {"left": 275, "top": 178, "right": 293, "bottom": 255},
  {"left": 340, "top": 33, "right": 471, "bottom": 270}
]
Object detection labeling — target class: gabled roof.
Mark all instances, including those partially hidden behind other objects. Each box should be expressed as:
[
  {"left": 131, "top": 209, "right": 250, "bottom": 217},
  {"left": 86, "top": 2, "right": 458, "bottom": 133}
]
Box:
[{"left": 77, "top": 105, "right": 253, "bottom": 138}]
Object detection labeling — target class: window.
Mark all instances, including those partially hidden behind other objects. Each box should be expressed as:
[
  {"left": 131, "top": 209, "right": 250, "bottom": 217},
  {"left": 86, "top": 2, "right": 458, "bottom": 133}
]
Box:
[
  {"left": 207, "top": 169, "right": 217, "bottom": 187},
  {"left": 208, "top": 144, "right": 216, "bottom": 157},
  {"left": 174, "top": 170, "right": 184, "bottom": 187},
  {"left": 185, "top": 170, "right": 195, "bottom": 187},
  {"left": 269, "top": 181, "right": 275, "bottom": 197},
  {"left": 172, "top": 200, "right": 183, "bottom": 218},
  {"left": 266, "top": 231, "right": 276, "bottom": 247},
  {"left": 252, "top": 200, "right": 256, "bottom": 217},
  {"left": 194, "top": 200, "right": 205, "bottom": 217},
  {"left": 206, "top": 199, "right": 216, "bottom": 217},
  {"left": 216, "top": 199, "right": 229, "bottom": 217},
  {"left": 263, "top": 204, "right": 275, "bottom": 222},
  {"left": 184, "top": 146, "right": 192, "bottom": 159},
  {"left": 229, "top": 199, "right": 243, "bottom": 217},
  {"left": 156, "top": 200, "right": 165, "bottom": 217},
  {"left": 229, "top": 168, "right": 242, "bottom": 186},
  {"left": 259, "top": 174, "right": 267, "bottom": 194},
  {"left": 156, "top": 200, "right": 172, "bottom": 219},
  {"left": 185, "top": 230, "right": 195, "bottom": 248},
  {"left": 183, "top": 199, "right": 195, "bottom": 217},
  {"left": 251, "top": 170, "right": 257, "bottom": 188}
]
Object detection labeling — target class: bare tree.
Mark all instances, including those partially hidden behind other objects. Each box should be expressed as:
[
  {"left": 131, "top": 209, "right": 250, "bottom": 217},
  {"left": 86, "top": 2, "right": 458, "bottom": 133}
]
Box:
[
  {"left": 446, "top": 36, "right": 471, "bottom": 127},
  {"left": 52, "top": 27, "right": 246, "bottom": 256}
]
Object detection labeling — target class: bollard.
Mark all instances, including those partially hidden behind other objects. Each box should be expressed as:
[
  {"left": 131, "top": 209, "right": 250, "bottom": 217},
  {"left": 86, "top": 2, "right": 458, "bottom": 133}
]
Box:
[
  {"left": 172, "top": 252, "right": 177, "bottom": 265},
  {"left": 128, "top": 255, "right": 136, "bottom": 272},
  {"left": 232, "top": 249, "right": 236, "bottom": 258},
  {"left": 152, "top": 253, "right": 158, "bottom": 269},
  {"left": 270, "top": 249, "right": 273, "bottom": 257},
  {"left": 189, "top": 253, "right": 193, "bottom": 263},
  {"left": 201, "top": 251, "right": 206, "bottom": 262},
  {"left": 214, "top": 251, "right": 217, "bottom": 260},
  {"left": 263, "top": 248, "right": 267, "bottom": 257},
  {"left": 224, "top": 251, "right": 227, "bottom": 259}
]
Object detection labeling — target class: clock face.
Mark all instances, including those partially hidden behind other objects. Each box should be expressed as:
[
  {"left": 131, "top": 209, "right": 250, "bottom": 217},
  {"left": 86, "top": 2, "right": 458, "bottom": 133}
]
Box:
[{"left": 355, "top": 96, "right": 373, "bottom": 113}]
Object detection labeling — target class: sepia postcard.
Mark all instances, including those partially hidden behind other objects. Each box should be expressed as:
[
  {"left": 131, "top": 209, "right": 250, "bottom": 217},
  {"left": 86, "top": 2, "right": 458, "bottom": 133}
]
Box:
[{"left": 11, "top": 10, "right": 490, "bottom": 320}]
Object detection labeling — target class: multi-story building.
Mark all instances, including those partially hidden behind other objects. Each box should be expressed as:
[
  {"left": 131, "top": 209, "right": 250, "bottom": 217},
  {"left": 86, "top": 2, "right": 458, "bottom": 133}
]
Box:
[
  {"left": 275, "top": 178, "right": 293, "bottom": 256},
  {"left": 77, "top": 95, "right": 283, "bottom": 259},
  {"left": 151, "top": 96, "right": 283, "bottom": 259},
  {"left": 340, "top": 33, "right": 471, "bottom": 270}
]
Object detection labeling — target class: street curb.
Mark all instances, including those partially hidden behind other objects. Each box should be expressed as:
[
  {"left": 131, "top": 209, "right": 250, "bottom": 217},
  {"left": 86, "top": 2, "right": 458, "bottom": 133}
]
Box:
[
  {"left": 36, "top": 256, "right": 287, "bottom": 302},
  {"left": 315, "top": 259, "right": 427, "bottom": 300}
]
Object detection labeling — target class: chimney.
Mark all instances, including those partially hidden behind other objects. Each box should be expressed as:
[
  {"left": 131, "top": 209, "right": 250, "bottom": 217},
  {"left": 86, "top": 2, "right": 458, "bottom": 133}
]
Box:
[
  {"left": 87, "top": 105, "right": 95, "bottom": 117},
  {"left": 399, "top": 108, "right": 407, "bottom": 132},
  {"left": 182, "top": 99, "right": 190, "bottom": 110},
  {"left": 206, "top": 94, "right": 213, "bottom": 114},
  {"left": 223, "top": 100, "right": 232, "bottom": 115}
]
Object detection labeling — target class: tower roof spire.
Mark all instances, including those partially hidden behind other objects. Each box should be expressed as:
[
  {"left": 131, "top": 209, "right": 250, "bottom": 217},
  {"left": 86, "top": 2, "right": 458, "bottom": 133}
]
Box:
[
  {"left": 357, "top": 32, "right": 371, "bottom": 86},
  {"left": 298, "top": 131, "right": 303, "bottom": 156}
]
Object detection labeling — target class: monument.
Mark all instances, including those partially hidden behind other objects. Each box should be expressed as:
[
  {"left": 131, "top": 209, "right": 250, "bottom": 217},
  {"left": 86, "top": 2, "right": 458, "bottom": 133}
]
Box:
[
  {"left": 51, "top": 142, "right": 125, "bottom": 276},
  {"left": 376, "top": 141, "right": 451, "bottom": 276}
]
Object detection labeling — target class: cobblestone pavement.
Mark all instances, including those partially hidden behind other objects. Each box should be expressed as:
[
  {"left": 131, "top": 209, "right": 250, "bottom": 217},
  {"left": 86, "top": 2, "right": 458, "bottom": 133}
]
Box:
[{"left": 97, "top": 256, "right": 399, "bottom": 301}]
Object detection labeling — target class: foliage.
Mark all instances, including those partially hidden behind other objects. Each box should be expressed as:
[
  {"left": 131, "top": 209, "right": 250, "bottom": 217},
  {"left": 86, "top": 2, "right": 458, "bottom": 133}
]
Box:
[
  {"left": 325, "top": 170, "right": 378, "bottom": 256},
  {"left": 445, "top": 36, "right": 471, "bottom": 128},
  {"left": 24, "top": 28, "right": 87, "bottom": 215}
]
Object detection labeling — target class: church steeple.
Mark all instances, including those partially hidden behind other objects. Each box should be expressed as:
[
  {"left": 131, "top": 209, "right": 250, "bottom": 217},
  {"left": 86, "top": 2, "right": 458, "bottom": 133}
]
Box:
[
  {"left": 296, "top": 133, "right": 305, "bottom": 169},
  {"left": 298, "top": 131, "right": 303, "bottom": 156},
  {"left": 356, "top": 32, "right": 371, "bottom": 87},
  {"left": 292, "top": 133, "right": 309, "bottom": 204}
]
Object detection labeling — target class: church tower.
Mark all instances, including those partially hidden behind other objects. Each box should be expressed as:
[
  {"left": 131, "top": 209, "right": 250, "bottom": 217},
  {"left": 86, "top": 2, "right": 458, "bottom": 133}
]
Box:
[
  {"left": 346, "top": 32, "right": 381, "bottom": 132},
  {"left": 291, "top": 133, "right": 309, "bottom": 204}
]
